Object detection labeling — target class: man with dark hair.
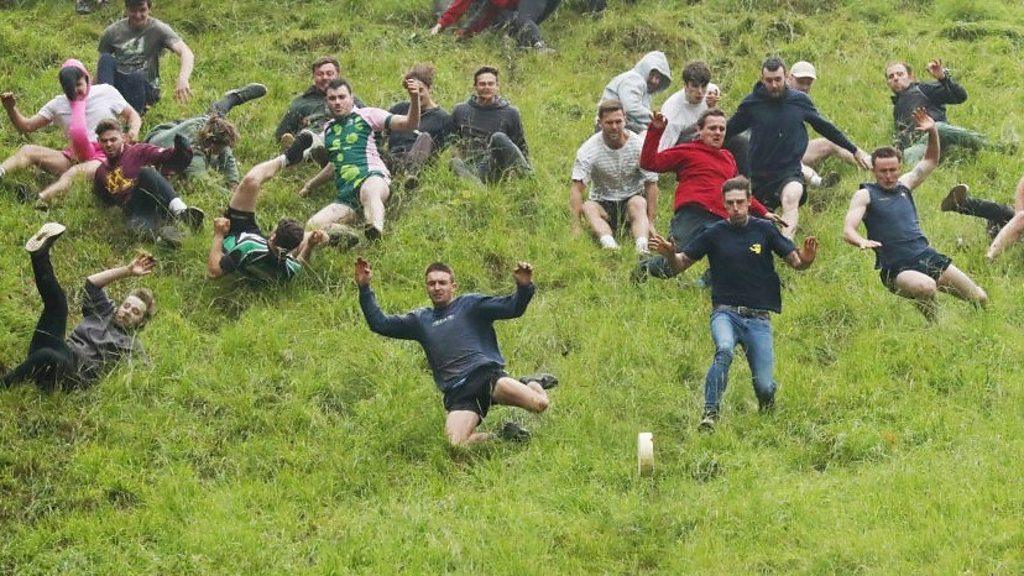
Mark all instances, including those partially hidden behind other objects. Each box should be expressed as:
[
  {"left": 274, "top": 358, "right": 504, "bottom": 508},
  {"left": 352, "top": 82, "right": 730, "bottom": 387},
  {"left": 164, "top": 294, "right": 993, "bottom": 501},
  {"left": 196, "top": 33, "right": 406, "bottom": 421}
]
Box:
[
  {"left": 601, "top": 51, "right": 672, "bottom": 134},
  {"left": 356, "top": 257, "right": 555, "bottom": 446},
  {"left": 727, "top": 57, "right": 871, "bottom": 239},
  {"left": 941, "top": 177, "right": 1024, "bottom": 261},
  {"left": 36, "top": 119, "right": 204, "bottom": 247},
  {"left": 785, "top": 61, "right": 862, "bottom": 189},
  {"left": 275, "top": 56, "right": 362, "bottom": 147},
  {"left": 658, "top": 60, "right": 712, "bottom": 150},
  {"left": 206, "top": 161, "right": 327, "bottom": 283},
  {"left": 298, "top": 77, "right": 421, "bottom": 241},
  {"left": 3, "top": 222, "right": 156, "bottom": 391},
  {"left": 885, "top": 58, "right": 991, "bottom": 165},
  {"left": 385, "top": 63, "right": 453, "bottom": 188},
  {"left": 570, "top": 100, "right": 658, "bottom": 253},
  {"left": 450, "top": 66, "right": 530, "bottom": 183},
  {"left": 650, "top": 176, "right": 818, "bottom": 431},
  {"left": 635, "top": 108, "right": 782, "bottom": 281},
  {"left": 1, "top": 59, "right": 140, "bottom": 196},
  {"left": 843, "top": 108, "right": 987, "bottom": 321},
  {"left": 97, "top": 0, "right": 195, "bottom": 114}
]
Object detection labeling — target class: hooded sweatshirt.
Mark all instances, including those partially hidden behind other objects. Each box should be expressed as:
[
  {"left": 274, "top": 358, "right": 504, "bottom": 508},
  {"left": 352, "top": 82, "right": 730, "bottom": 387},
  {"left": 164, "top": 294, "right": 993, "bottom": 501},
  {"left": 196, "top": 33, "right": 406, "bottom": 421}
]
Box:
[
  {"left": 60, "top": 59, "right": 93, "bottom": 162},
  {"left": 451, "top": 95, "right": 529, "bottom": 160},
  {"left": 726, "top": 82, "right": 857, "bottom": 187},
  {"left": 38, "top": 60, "right": 130, "bottom": 147},
  {"left": 601, "top": 51, "right": 672, "bottom": 133}
]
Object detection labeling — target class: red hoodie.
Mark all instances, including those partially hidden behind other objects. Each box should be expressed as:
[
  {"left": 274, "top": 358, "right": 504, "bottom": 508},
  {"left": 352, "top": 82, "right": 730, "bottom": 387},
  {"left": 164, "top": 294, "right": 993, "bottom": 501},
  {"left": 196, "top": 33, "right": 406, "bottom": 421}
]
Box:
[
  {"left": 438, "top": 0, "right": 517, "bottom": 34},
  {"left": 640, "top": 124, "right": 768, "bottom": 219}
]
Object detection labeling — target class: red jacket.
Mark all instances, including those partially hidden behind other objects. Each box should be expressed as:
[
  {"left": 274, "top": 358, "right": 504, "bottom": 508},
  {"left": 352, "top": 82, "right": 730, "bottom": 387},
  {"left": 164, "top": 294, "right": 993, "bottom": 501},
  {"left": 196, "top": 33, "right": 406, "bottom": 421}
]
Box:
[
  {"left": 640, "top": 125, "right": 768, "bottom": 219},
  {"left": 438, "top": 0, "right": 517, "bottom": 34}
]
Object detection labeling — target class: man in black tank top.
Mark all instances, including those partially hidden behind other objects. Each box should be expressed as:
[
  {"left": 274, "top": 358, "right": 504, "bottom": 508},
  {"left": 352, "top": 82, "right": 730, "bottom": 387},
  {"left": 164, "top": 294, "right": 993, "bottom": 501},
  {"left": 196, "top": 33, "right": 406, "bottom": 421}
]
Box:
[{"left": 843, "top": 108, "right": 988, "bottom": 321}]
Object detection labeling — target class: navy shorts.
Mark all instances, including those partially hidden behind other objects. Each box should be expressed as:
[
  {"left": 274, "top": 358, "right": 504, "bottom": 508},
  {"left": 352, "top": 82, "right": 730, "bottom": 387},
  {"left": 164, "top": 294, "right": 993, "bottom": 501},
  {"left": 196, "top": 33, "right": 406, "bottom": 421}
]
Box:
[
  {"left": 443, "top": 366, "right": 507, "bottom": 419},
  {"left": 753, "top": 174, "right": 805, "bottom": 210},
  {"left": 879, "top": 248, "right": 952, "bottom": 293}
]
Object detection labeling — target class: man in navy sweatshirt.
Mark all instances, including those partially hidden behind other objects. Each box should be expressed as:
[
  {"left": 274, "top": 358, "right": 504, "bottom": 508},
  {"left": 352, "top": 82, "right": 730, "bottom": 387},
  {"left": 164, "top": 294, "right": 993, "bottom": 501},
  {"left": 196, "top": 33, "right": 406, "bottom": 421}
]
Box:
[
  {"left": 356, "top": 257, "right": 554, "bottom": 447},
  {"left": 727, "top": 57, "right": 871, "bottom": 238}
]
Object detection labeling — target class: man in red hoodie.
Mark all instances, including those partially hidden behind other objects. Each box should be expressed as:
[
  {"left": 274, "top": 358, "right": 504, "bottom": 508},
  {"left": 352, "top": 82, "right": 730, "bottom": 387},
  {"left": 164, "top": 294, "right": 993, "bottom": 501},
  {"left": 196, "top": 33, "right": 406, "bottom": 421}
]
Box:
[{"left": 635, "top": 108, "right": 783, "bottom": 281}]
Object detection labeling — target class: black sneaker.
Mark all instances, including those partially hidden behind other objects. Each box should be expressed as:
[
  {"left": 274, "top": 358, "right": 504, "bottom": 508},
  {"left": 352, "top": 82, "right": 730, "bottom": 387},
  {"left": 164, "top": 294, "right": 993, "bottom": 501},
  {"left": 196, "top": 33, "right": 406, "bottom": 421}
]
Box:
[
  {"left": 698, "top": 409, "right": 718, "bottom": 432},
  {"left": 326, "top": 225, "right": 360, "bottom": 249},
  {"left": 758, "top": 397, "right": 775, "bottom": 413},
  {"left": 179, "top": 206, "right": 205, "bottom": 231},
  {"left": 25, "top": 222, "right": 66, "bottom": 253},
  {"left": 363, "top": 223, "right": 383, "bottom": 242},
  {"left": 941, "top": 184, "right": 968, "bottom": 212},
  {"left": 210, "top": 83, "right": 268, "bottom": 115},
  {"left": 519, "top": 373, "right": 558, "bottom": 390},
  {"left": 497, "top": 421, "right": 531, "bottom": 442}
]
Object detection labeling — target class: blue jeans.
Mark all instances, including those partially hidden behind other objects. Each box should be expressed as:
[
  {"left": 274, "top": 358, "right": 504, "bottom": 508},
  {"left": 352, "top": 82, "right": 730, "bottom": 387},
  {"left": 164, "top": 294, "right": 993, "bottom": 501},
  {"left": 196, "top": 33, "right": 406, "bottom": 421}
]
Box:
[
  {"left": 704, "top": 308, "right": 776, "bottom": 412},
  {"left": 97, "top": 53, "right": 159, "bottom": 115}
]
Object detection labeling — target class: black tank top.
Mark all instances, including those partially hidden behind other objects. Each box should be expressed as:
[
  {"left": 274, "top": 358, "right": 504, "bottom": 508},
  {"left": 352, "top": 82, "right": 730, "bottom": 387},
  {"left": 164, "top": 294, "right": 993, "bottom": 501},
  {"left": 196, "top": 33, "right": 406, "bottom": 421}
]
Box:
[{"left": 861, "top": 182, "right": 930, "bottom": 269}]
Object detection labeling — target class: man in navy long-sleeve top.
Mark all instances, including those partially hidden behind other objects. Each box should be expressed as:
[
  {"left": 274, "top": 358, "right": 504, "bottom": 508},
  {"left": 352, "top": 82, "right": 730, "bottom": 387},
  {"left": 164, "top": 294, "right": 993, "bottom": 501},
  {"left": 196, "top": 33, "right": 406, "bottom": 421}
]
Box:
[
  {"left": 727, "top": 57, "right": 871, "bottom": 239},
  {"left": 356, "top": 257, "right": 553, "bottom": 447}
]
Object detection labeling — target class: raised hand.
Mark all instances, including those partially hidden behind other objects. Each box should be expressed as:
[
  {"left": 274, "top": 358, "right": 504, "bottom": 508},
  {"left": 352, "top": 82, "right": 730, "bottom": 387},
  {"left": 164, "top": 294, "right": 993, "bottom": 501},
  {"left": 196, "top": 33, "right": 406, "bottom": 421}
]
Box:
[
  {"left": 926, "top": 58, "right": 945, "bottom": 80},
  {"left": 129, "top": 252, "right": 157, "bottom": 276},
  {"left": 649, "top": 231, "right": 676, "bottom": 257},
  {"left": 354, "top": 256, "right": 373, "bottom": 287},
  {"left": 513, "top": 261, "right": 533, "bottom": 286},
  {"left": 649, "top": 111, "right": 668, "bottom": 131},
  {"left": 912, "top": 107, "right": 936, "bottom": 132},
  {"left": 404, "top": 77, "right": 421, "bottom": 98}
]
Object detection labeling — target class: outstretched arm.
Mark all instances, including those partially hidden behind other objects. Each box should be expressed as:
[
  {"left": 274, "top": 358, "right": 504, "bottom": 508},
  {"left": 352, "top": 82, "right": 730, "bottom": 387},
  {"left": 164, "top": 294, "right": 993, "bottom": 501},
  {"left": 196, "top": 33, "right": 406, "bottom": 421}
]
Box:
[
  {"left": 292, "top": 230, "right": 327, "bottom": 264},
  {"left": 170, "top": 40, "right": 195, "bottom": 103},
  {"left": 639, "top": 112, "right": 688, "bottom": 173},
  {"left": 2, "top": 92, "right": 50, "bottom": 134},
  {"left": 784, "top": 236, "right": 818, "bottom": 270},
  {"left": 842, "top": 188, "right": 881, "bottom": 249},
  {"left": 649, "top": 232, "right": 696, "bottom": 273},
  {"left": 898, "top": 108, "right": 940, "bottom": 190},
  {"left": 476, "top": 262, "right": 536, "bottom": 320},
  {"left": 569, "top": 180, "right": 587, "bottom": 235},
  {"left": 355, "top": 257, "right": 420, "bottom": 340},
  {"left": 87, "top": 252, "right": 156, "bottom": 289},
  {"left": 386, "top": 78, "right": 422, "bottom": 132},
  {"left": 298, "top": 163, "right": 335, "bottom": 197}
]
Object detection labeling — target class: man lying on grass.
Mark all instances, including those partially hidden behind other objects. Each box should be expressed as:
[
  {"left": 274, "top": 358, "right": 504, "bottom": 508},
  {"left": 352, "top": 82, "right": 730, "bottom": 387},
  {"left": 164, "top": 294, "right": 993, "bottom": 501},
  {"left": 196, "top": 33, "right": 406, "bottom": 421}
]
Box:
[
  {"left": 355, "top": 257, "right": 557, "bottom": 447},
  {"left": 2, "top": 223, "right": 155, "bottom": 391}
]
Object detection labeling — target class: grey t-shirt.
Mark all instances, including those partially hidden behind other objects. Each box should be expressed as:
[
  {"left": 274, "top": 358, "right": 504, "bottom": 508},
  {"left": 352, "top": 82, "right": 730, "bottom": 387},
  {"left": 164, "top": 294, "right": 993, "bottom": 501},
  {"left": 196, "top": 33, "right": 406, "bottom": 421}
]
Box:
[
  {"left": 66, "top": 281, "right": 147, "bottom": 381},
  {"left": 98, "top": 17, "right": 181, "bottom": 85}
]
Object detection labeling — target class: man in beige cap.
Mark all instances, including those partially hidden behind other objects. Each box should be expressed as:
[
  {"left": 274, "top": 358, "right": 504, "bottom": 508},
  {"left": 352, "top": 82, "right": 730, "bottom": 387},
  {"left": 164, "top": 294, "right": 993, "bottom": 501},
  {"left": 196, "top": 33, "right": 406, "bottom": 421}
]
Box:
[{"left": 788, "top": 60, "right": 866, "bottom": 189}]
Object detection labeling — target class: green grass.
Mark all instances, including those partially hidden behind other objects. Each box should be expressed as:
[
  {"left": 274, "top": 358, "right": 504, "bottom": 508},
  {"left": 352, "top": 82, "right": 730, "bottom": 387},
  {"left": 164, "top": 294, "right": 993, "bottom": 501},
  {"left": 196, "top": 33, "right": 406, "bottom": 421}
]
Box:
[{"left": 3, "top": 0, "right": 1024, "bottom": 573}]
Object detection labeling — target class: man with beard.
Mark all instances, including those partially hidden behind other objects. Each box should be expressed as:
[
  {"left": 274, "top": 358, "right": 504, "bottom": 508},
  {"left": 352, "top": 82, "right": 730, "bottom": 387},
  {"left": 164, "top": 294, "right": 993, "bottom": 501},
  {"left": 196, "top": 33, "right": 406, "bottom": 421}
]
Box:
[{"left": 727, "top": 57, "right": 871, "bottom": 238}]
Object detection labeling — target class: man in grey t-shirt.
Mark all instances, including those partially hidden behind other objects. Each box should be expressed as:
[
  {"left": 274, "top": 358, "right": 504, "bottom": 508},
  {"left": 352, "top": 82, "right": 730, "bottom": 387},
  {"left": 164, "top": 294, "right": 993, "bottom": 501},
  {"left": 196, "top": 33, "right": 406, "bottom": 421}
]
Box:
[
  {"left": 97, "top": 0, "right": 195, "bottom": 115},
  {"left": 570, "top": 100, "right": 659, "bottom": 254}
]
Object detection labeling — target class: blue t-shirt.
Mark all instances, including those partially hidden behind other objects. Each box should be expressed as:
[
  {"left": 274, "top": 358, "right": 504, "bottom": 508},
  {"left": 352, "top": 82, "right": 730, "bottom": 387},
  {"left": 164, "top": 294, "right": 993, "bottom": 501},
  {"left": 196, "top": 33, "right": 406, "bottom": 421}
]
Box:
[
  {"left": 359, "top": 284, "right": 535, "bottom": 391},
  {"left": 861, "top": 182, "right": 931, "bottom": 269},
  {"left": 683, "top": 218, "right": 796, "bottom": 313}
]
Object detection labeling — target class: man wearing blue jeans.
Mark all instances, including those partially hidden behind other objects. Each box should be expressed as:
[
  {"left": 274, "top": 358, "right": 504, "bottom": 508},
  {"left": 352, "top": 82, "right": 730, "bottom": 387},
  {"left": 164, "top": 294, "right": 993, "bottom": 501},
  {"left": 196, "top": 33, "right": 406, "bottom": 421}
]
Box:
[{"left": 650, "top": 176, "right": 818, "bottom": 431}]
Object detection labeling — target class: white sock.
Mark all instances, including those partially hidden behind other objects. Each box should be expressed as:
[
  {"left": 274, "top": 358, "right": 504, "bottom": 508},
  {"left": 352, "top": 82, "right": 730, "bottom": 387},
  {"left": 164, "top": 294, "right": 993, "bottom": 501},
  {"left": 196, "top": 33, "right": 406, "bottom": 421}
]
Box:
[
  {"left": 599, "top": 234, "right": 619, "bottom": 249},
  {"left": 635, "top": 236, "right": 649, "bottom": 253},
  {"left": 809, "top": 174, "right": 822, "bottom": 187},
  {"left": 169, "top": 197, "right": 187, "bottom": 216},
  {"left": 0, "top": 166, "right": 6, "bottom": 179}
]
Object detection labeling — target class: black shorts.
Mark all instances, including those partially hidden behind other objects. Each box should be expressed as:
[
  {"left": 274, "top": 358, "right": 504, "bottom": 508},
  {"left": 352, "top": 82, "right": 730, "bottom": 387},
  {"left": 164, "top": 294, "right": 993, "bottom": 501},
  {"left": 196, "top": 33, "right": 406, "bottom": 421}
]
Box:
[
  {"left": 225, "top": 206, "right": 262, "bottom": 237},
  {"left": 443, "top": 366, "right": 507, "bottom": 419},
  {"left": 879, "top": 248, "right": 952, "bottom": 293},
  {"left": 598, "top": 196, "right": 640, "bottom": 232},
  {"left": 752, "top": 174, "right": 805, "bottom": 210}
]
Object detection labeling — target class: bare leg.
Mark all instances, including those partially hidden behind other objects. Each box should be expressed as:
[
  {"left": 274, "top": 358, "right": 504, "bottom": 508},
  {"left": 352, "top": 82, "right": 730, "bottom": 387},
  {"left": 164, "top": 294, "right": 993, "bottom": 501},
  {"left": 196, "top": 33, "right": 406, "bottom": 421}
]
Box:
[
  {"left": 581, "top": 200, "right": 614, "bottom": 238},
  {"left": 986, "top": 211, "right": 1024, "bottom": 261},
  {"left": 491, "top": 376, "right": 550, "bottom": 413},
  {"left": 626, "top": 195, "right": 650, "bottom": 241},
  {"left": 232, "top": 156, "right": 287, "bottom": 213},
  {"left": 358, "top": 176, "right": 391, "bottom": 234},
  {"left": 38, "top": 159, "right": 101, "bottom": 204},
  {"left": 306, "top": 202, "right": 357, "bottom": 230},
  {"left": 778, "top": 181, "right": 804, "bottom": 239},
  {"left": 445, "top": 410, "right": 492, "bottom": 446},
  {"left": 1, "top": 145, "right": 73, "bottom": 177},
  {"left": 893, "top": 269, "right": 939, "bottom": 321},
  {"left": 803, "top": 138, "right": 857, "bottom": 167},
  {"left": 936, "top": 264, "right": 988, "bottom": 308}
]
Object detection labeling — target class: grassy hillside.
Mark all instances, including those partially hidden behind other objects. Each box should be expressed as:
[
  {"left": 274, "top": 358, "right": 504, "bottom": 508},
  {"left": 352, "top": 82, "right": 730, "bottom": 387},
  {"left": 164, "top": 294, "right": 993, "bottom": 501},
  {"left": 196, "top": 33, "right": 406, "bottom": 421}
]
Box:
[{"left": 2, "top": 0, "right": 1024, "bottom": 573}]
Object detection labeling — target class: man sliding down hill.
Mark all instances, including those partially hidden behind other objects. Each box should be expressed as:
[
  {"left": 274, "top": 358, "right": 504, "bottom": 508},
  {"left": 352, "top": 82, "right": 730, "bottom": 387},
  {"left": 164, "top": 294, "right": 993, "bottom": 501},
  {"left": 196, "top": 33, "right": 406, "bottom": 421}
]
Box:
[{"left": 356, "top": 258, "right": 557, "bottom": 447}]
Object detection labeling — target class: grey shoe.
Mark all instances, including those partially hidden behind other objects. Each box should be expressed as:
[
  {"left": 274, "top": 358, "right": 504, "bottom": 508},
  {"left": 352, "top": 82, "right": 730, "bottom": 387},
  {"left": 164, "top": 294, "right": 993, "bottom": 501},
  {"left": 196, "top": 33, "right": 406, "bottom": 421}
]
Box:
[
  {"left": 210, "top": 83, "right": 267, "bottom": 115},
  {"left": 497, "top": 421, "right": 531, "bottom": 442},
  {"left": 25, "top": 222, "right": 66, "bottom": 253},
  {"left": 75, "top": 0, "right": 92, "bottom": 14}
]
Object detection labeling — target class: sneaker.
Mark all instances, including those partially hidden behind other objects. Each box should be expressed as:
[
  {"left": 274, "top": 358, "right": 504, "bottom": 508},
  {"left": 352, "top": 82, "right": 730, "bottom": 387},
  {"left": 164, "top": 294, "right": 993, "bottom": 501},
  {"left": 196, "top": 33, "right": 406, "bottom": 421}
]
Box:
[
  {"left": 533, "top": 42, "right": 557, "bottom": 55},
  {"left": 157, "top": 225, "right": 185, "bottom": 249},
  {"left": 25, "top": 222, "right": 66, "bottom": 253},
  {"left": 402, "top": 174, "right": 420, "bottom": 191},
  {"left": 519, "top": 373, "right": 558, "bottom": 390},
  {"left": 179, "top": 206, "right": 205, "bottom": 231},
  {"left": 363, "top": 223, "right": 383, "bottom": 242},
  {"left": 279, "top": 133, "right": 295, "bottom": 151},
  {"left": 698, "top": 409, "right": 718, "bottom": 432},
  {"left": 497, "top": 421, "right": 531, "bottom": 442},
  {"left": 819, "top": 171, "right": 841, "bottom": 188},
  {"left": 75, "top": 0, "right": 92, "bottom": 14},
  {"left": 941, "top": 184, "right": 969, "bottom": 212},
  {"left": 227, "top": 83, "right": 267, "bottom": 105},
  {"left": 758, "top": 397, "right": 775, "bottom": 413},
  {"left": 325, "top": 224, "right": 360, "bottom": 248}
]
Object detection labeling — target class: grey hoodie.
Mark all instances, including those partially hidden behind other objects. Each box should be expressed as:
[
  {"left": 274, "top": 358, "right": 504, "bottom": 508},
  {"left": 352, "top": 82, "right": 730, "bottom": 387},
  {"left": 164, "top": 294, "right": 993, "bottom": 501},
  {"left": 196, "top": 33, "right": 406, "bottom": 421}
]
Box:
[{"left": 601, "top": 51, "right": 673, "bottom": 133}]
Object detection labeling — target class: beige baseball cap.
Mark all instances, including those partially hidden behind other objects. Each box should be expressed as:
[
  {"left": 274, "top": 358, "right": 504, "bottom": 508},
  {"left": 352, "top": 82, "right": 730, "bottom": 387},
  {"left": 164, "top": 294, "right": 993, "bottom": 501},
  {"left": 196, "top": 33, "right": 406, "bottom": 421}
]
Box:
[{"left": 791, "top": 61, "right": 817, "bottom": 79}]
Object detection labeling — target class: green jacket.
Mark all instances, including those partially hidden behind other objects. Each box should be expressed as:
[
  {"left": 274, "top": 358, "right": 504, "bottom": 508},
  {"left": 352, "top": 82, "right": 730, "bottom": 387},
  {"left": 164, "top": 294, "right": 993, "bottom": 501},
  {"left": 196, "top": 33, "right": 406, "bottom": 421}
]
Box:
[{"left": 145, "top": 116, "right": 240, "bottom": 186}]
